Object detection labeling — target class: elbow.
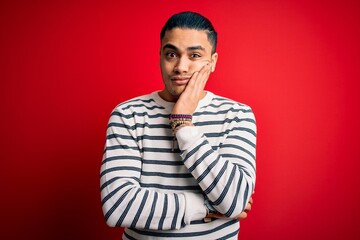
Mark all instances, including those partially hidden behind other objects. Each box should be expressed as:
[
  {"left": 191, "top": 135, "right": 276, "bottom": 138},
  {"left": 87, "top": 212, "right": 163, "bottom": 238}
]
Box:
[
  {"left": 101, "top": 205, "right": 118, "bottom": 228},
  {"left": 223, "top": 182, "right": 254, "bottom": 218},
  {"left": 105, "top": 219, "right": 117, "bottom": 228}
]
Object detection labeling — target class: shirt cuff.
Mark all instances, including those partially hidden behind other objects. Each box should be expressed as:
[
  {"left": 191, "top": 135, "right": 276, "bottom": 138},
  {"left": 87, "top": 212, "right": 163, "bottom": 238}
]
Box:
[
  {"left": 175, "top": 126, "right": 202, "bottom": 150},
  {"left": 182, "top": 192, "right": 207, "bottom": 225}
]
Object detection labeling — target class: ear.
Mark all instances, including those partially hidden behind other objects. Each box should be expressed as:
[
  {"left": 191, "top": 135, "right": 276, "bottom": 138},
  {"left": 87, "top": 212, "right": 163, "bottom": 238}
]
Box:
[{"left": 210, "top": 52, "right": 218, "bottom": 72}]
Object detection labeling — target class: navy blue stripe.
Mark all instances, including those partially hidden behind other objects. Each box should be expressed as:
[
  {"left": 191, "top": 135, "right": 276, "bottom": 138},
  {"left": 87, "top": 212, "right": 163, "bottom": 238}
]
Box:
[
  {"left": 212, "top": 165, "right": 236, "bottom": 206},
  {"left": 212, "top": 97, "right": 245, "bottom": 106},
  {"left": 105, "top": 144, "right": 139, "bottom": 151},
  {"left": 107, "top": 145, "right": 181, "bottom": 154},
  {"left": 218, "top": 228, "right": 239, "bottom": 239},
  {"left": 221, "top": 144, "right": 255, "bottom": 160},
  {"left": 140, "top": 147, "right": 179, "bottom": 153},
  {"left": 130, "top": 219, "right": 239, "bottom": 237},
  {"left": 100, "top": 177, "right": 120, "bottom": 190},
  {"left": 123, "top": 231, "right": 137, "bottom": 240},
  {"left": 227, "top": 135, "right": 256, "bottom": 148},
  {"left": 204, "top": 161, "right": 228, "bottom": 194},
  {"left": 136, "top": 135, "right": 173, "bottom": 141},
  {"left": 158, "top": 194, "right": 168, "bottom": 230},
  {"left": 190, "top": 219, "right": 213, "bottom": 224},
  {"left": 142, "top": 171, "right": 192, "bottom": 178},
  {"left": 107, "top": 133, "right": 134, "bottom": 140},
  {"left": 143, "top": 159, "right": 183, "bottom": 166},
  {"left": 104, "top": 187, "right": 132, "bottom": 221},
  {"left": 116, "top": 188, "right": 142, "bottom": 226},
  {"left": 140, "top": 183, "right": 200, "bottom": 191},
  {"left": 145, "top": 192, "right": 158, "bottom": 229},
  {"left": 101, "top": 181, "right": 132, "bottom": 205},
  {"left": 188, "top": 149, "right": 213, "bottom": 172},
  {"left": 221, "top": 154, "right": 255, "bottom": 171},
  {"left": 102, "top": 155, "right": 141, "bottom": 165},
  {"left": 108, "top": 122, "right": 171, "bottom": 130},
  {"left": 172, "top": 194, "right": 180, "bottom": 229},
  {"left": 224, "top": 170, "right": 243, "bottom": 217},
  {"left": 107, "top": 122, "right": 131, "bottom": 130},
  {"left": 130, "top": 190, "right": 149, "bottom": 228},
  {"left": 235, "top": 164, "right": 252, "bottom": 177},
  {"left": 183, "top": 140, "right": 208, "bottom": 163},
  {"left": 242, "top": 182, "right": 250, "bottom": 211},
  {"left": 232, "top": 126, "right": 257, "bottom": 137},
  {"left": 206, "top": 102, "right": 238, "bottom": 108},
  {"left": 204, "top": 126, "right": 256, "bottom": 138},
  {"left": 181, "top": 215, "right": 186, "bottom": 228},
  {"left": 100, "top": 176, "right": 139, "bottom": 191},
  {"left": 193, "top": 107, "right": 251, "bottom": 116},
  {"left": 112, "top": 111, "right": 169, "bottom": 119},
  {"left": 196, "top": 156, "right": 219, "bottom": 183},
  {"left": 122, "top": 103, "right": 165, "bottom": 111},
  {"left": 195, "top": 117, "right": 255, "bottom": 126},
  {"left": 119, "top": 97, "right": 155, "bottom": 106},
  {"left": 100, "top": 166, "right": 141, "bottom": 178}
]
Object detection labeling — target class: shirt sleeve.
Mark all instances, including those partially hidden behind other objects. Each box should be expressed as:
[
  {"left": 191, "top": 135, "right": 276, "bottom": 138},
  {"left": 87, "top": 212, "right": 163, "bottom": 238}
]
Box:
[
  {"left": 100, "top": 108, "right": 207, "bottom": 230},
  {"left": 176, "top": 105, "right": 257, "bottom": 218}
]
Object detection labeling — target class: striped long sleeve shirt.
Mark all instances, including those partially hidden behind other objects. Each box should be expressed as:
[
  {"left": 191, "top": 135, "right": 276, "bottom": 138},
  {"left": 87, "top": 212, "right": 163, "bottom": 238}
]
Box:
[{"left": 100, "top": 91, "right": 256, "bottom": 239}]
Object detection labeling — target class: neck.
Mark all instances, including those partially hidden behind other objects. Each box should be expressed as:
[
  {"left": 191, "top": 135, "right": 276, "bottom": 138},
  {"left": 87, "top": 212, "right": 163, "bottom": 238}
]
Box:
[
  {"left": 158, "top": 90, "right": 207, "bottom": 103},
  {"left": 158, "top": 90, "right": 178, "bottom": 102}
]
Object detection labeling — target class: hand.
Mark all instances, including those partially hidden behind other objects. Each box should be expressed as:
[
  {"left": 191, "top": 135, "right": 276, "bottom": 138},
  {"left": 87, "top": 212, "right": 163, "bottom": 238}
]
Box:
[
  {"left": 205, "top": 196, "right": 254, "bottom": 221},
  {"left": 235, "top": 196, "right": 253, "bottom": 220},
  {"left": 172, "top": 62, "right": 211, "bottom": 115}
]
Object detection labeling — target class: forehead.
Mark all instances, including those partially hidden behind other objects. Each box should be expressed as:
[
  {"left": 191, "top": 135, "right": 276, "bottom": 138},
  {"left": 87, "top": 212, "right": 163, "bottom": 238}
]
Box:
[{"left": 161, "top": 28, "right": 212, "bottom": 52}]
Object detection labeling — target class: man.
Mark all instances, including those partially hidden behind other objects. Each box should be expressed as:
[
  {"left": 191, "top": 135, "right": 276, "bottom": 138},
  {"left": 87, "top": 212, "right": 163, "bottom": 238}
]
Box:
[{"left": 100, "top": 11, "right": 256, "bottom": 239}]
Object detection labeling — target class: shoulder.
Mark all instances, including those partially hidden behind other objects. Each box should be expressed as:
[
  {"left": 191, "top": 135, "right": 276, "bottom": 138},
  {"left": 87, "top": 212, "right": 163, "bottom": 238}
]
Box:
[
  {"left": 112, "top": 92, "right": 166, "bottom": 114},
  {"left": 210, "top": 93, "right": 254, "bottom": 114},
  {"left": 114, "top": 93, "right": 154, "bottom": 110}
]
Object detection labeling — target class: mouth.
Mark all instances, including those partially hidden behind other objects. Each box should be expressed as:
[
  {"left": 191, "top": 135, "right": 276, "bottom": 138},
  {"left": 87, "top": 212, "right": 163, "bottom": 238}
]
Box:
[{"left": 171, "top": 76, "right": 191, "bottom": 85}]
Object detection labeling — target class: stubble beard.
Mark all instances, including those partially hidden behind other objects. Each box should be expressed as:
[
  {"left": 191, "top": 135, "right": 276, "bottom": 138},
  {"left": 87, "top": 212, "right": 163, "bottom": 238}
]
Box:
[{"left": 168, "top": 84, "right": 186, "bottom": 98}]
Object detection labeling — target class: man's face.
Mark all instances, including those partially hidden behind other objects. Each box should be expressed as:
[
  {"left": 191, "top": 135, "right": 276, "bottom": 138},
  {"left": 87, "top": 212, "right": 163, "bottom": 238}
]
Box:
[{"left": 160, "top": 28, "right": 218, "bottom": 102}]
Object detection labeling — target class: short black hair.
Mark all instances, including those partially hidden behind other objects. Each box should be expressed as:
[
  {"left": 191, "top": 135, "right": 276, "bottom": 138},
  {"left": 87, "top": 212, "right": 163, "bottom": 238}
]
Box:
[{"left": 160, "top": 11, "right": 217, "bottom": 54}]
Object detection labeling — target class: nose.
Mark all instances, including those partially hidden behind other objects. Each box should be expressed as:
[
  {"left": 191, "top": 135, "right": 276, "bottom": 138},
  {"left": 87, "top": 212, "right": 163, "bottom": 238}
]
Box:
[{"left": 174, "top": 56, "right": 189, "bottom": 73}]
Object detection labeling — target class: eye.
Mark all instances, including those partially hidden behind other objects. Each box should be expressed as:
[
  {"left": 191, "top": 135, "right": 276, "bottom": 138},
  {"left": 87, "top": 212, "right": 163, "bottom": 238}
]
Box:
[
  {"left": 166, "top": 52, "right": 177, "bottom": 59},
  {"left": 191, "top": 53, "right": 201, "bottom": 58}
]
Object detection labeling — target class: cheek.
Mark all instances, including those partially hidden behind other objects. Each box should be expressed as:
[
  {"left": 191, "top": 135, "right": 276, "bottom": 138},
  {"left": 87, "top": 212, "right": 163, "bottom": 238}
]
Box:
[
  {"left": 160, "top": 61, "right": 173, "bottom": 75},
  {"left": 192, "top": 61, "right": 208, "bottom": 72}
]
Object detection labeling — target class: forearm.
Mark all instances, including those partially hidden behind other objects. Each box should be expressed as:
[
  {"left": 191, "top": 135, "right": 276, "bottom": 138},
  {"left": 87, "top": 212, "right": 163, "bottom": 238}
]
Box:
[
  {"left": 100, "top": 110, "right": 207, "bottom": 230},
  {"left": 100, "top": 171, "right": 207, "bottom": 229},
  {"left": 176, "top": 116, "right": 256, "bottom": 218}
]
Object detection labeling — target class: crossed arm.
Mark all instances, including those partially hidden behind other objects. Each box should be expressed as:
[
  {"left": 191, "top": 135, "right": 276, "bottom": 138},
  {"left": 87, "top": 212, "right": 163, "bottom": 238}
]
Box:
[
  {"left": 101, "top": 63, "right": 256, "bottom": 229},
  {"left": 173, "top": 62, "right": 255, "bottom": 221}
]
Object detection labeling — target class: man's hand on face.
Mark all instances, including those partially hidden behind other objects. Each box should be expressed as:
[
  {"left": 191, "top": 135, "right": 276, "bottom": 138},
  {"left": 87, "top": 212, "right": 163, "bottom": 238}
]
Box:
[{"left": 172, "top": 61, "right": 212, "bottom": 115}]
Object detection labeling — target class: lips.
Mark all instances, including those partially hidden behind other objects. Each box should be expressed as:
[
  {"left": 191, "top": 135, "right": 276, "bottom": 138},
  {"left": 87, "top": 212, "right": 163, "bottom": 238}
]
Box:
[{"left": 171, "top": 76, "right": 191, "bottom": 85}]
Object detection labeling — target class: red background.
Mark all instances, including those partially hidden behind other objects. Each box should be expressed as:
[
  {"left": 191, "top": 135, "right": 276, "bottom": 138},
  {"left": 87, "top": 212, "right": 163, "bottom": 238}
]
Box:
[{"left": 1, "top": 0, "right": 359, "bottom": 239}]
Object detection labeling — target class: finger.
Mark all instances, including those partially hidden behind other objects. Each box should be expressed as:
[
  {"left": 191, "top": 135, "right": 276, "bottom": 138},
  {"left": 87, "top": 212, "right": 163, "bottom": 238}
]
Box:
[
  {"left": 249, "top": 196, "right": 254, "bottom": 205},
  {"left": 194, "top": 63, "right": 211, "bottom": 87},
  {"left": 237, "top": 211, "right": 248, "bottom": 220},
  {"left": 187, "top": 63, "right": 211, "bottom": 89},
  {"left": 198, "top": 62, "right": 211, "bottom": 77},
  {"left": 244, "top": 202, "right": 251, "bottom": 213},
  {"left": 206, "top": 212, "right": 227, "bottom": 219}
]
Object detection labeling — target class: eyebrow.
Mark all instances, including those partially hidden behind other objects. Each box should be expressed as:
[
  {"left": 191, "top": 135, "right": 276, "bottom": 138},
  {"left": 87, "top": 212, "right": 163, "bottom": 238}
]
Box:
[
  {"left": 162, "top": 43, "right": 206, "bottom": 52},
  {"left": 187, "top": 45, "right": 205, "bottom": 51}
]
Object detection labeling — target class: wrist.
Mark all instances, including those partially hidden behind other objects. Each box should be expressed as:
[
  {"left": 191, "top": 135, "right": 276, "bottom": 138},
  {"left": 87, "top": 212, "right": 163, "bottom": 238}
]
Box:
[
  {"left": 204, "top": 198, "right": 217, "bottom": 223},
  {"left": 169, "top": 114, "right": 193, "bottom": 132},
  {"left": 204, "top": 198, "right": 216, "bottom": 215}
]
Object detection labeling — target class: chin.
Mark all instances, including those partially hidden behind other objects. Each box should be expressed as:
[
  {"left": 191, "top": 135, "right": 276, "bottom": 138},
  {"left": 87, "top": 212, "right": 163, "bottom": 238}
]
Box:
[
  {"left": 171, "top": 89, "right": 185, "bottom": 97},
  {"left": 168, "top": 86, "right": 185, "bottom": 96}
]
